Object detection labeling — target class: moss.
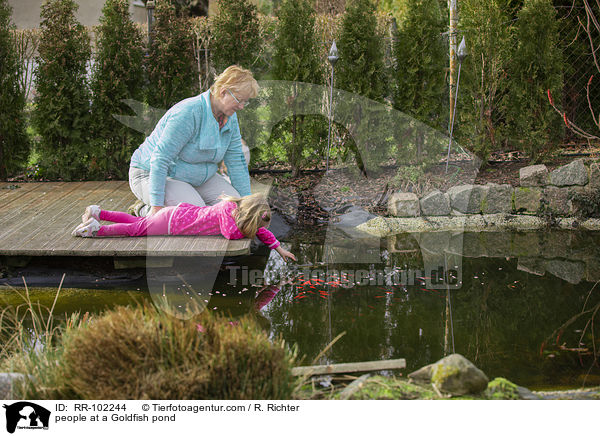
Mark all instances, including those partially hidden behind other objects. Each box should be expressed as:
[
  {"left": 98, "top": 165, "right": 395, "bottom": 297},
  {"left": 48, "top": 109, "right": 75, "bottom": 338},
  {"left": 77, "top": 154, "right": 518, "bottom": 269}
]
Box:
[
  {"left": 337, "top": 376, "right": 437, "bottom": 400},
  {"left": 431, "top": 363, "right": 460, "bottom": 387},
  {"left": 484, "top": 377, "right": 520, "bottom": 400}
]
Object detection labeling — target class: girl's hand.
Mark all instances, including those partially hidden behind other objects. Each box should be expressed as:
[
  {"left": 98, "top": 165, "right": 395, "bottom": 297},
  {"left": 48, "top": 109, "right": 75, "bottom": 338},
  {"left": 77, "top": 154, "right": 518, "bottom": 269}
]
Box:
[{"left": 275, "top": 246, "right": 296, "bottom": 262}]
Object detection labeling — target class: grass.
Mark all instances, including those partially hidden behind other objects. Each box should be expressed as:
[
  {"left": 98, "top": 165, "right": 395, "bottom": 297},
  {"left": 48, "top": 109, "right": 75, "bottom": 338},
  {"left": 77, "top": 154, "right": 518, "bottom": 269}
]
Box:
[{"left": 0, "top": 281, "right": 298, "bottom": 400}]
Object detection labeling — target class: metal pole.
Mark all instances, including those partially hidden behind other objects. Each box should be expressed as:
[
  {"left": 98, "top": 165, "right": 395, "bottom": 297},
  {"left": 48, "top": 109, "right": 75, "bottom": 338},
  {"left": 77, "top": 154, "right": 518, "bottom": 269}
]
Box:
[
  {"left": 326, "top": 66, "right": 335, "bottom": 171},
  {"left": 445, "top": 60, "right": 462, "bottom": 173}
]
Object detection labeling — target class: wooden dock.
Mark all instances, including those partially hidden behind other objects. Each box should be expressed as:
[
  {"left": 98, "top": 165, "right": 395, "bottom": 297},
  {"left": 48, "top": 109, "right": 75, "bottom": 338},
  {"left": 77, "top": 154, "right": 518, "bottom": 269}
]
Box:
[{"left": 0, "top": 181, "right": 269, "bottom": 257}]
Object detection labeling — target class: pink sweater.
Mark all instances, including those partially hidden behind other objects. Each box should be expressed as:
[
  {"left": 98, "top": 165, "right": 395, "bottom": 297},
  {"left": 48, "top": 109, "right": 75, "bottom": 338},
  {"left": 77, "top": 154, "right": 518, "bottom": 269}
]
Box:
[{"left": 169, "top": 201, "right": 280, "bottom": 249}]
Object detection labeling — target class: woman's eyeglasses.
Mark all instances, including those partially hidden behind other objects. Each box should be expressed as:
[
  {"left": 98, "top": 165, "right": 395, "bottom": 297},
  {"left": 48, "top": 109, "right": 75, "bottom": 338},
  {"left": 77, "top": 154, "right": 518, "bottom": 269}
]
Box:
[{"left": 227, "top": 89, "right": 249, "bottom": 108}]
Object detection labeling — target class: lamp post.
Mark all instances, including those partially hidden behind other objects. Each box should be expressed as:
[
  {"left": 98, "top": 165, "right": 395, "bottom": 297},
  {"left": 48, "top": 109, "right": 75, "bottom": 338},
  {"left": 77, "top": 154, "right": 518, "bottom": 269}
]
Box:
[
  {"left": 326, "top": 41, "right": 338, "bottom": 172},
  {"left": 146, "top": 1, "right": 155, "bottom": 47},
  {"left": 445, "top": 36, "right": 467, "bottom": 173}
]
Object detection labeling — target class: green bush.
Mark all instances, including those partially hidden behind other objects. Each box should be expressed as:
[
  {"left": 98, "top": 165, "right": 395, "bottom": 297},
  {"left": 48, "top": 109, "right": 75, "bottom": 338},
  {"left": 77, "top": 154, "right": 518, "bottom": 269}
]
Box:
[
  {"left": 145, "top": 0, "right": 198, "bottom": 110},
  {"left": 0, "top": 0, "right": 30, "bottom": 180},
  {"left": 457, "top": 0, "right": 514, "bottom": 162},
  {"left": 31, "top": 0, "right": 91, "bottom": 180},
  {"left": 89, "top": 0, "right": 145, "bottom": 179},
  {"left": 13, "top": 304, "right": 297, "bottom": 400},
  {"left": 211, "top": 0, "right": 262, "bottom": 73},
  {"left": 504, "top": 0, "right": 563, "bottom": 160},
  {"left": 393, "top": 0, "right": 447, "bottom": 131},
  {"left": 270, "top": 0, "right": 327, "bottom": 175},
  {"left": 336, "top": 0, "right": 389, "bottom": 174}
]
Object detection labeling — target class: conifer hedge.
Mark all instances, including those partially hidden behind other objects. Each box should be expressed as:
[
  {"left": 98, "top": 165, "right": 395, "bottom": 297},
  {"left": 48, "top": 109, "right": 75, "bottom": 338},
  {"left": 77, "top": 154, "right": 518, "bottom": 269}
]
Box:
[
  {"left": 0, "top": 0, "right": 29, "bottom": 180},
  {"left": 32, "top": 0, "right": 91, "bottom": 180},
  {"left": 90, "top": 0, "right": 145, "bottom": 179}
]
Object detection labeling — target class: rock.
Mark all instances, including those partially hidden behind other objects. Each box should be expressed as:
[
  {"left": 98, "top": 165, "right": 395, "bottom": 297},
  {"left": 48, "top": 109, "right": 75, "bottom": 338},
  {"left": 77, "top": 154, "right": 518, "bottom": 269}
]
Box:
[
  {"left": 585, "top": 258, "right": 600, "bottom": 283},
  {"left": 483, "top": 183, "right": 513, "bottom": 214},
  {"left": 544, "top": 259, "right": 585, "bottom": 284},
  {"left": 514, "top": 187, "right": 543, "bottom": 214},
  {"left": 408, "top": 354, "right": 489, "bottom": 396},
  {"left": 520, "top": 164, "right": 548, "bottom": 187},
  {"left": 0, "top": 373, "right": 26, "bottom": 400},
  {"left": 388, "top": 192, "right": 420, "bottom": 217},
  {"left": 484, "top": 377, "right": 520, "bottom": 400},
  {"left": 589, "top": 162, "right": 600, "bottom": 190},
  {"left": 517, "top": 386, "right": 540, "bottom": 400},
  {"left": 447, "top": 184, "right": 488, "bottom": 214},
  {"left": 334, "top": 206, "right": 376, "bottom": 228},
  {"left": 420, "top": 190, "right": 450, "bottom": 216},
  {"left": 543, "top": 186, "right": 572, "bottom": 216},
  {"left": 549, "top": 159, "right": 588, "bottom": 186}
]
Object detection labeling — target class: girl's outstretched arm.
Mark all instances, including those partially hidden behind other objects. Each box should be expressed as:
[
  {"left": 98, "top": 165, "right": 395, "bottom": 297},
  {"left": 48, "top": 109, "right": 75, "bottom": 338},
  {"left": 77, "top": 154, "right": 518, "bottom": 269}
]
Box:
[{"left": 275, "top": 246, "right": 296, "bottom": 262}]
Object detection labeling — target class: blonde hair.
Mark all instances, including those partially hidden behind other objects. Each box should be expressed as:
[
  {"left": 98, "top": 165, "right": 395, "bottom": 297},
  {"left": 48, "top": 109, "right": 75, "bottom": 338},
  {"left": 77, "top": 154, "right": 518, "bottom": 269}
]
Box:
[
  {"left": 210, "top": 65, "right": 259, "bottom": 100},
  {"left": 221, "top": 193, "right": 271, "bottom": 239}
]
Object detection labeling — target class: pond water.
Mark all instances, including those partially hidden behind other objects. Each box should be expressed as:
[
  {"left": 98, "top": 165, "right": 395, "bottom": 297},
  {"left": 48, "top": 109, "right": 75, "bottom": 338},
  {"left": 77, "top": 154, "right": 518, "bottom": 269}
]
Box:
[{"left": 1, "top": 229, "right": 600, "bottom": 391}]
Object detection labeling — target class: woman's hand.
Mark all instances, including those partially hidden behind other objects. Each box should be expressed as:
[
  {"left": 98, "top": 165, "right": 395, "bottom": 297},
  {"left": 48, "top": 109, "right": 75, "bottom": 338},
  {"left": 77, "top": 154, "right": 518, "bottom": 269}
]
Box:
[
  {"left": 275, "top": 246, "right": 296, "bottom": 262},
  {"left": 148, "top": 206, "right": 164, "bottom": 216}
]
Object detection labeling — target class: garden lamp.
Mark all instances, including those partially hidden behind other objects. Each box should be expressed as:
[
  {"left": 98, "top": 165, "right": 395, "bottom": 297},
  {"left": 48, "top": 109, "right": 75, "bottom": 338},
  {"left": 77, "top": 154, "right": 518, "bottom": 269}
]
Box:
[
  {"left": 445, "top": 36, "right": 468, "bottom": 173},
  {"left": 146, "top": 1, "right": 155, "bottom": 47},
  {"left": 326, "top": 41, "right": 339, "bottom": 172}
]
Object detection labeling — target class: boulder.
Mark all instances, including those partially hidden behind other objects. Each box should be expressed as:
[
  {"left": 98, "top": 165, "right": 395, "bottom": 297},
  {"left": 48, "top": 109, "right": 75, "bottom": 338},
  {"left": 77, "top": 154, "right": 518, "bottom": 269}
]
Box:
[
  {"left": 420, "top": 190, "right": 450, "bottom": 216},
  {"left": 447, "top": 184, "right": 488, "bottom": 214},
  {"left": 483, "top": 183, "right": 513, "bottom": 214},
  {"left": 388, "top": 192, "right": 420, "bottom": 217},
  {"left": 408, "top": 354, "right": 489, "bottom": 396},
  {"left": 0, "top": 373, "right": 26, "bottom": 400},
  {"left": 520, "top": 164, "right": 548, "bottom": 187},
  {"left": 589, "top": 162, "right": 600, "bottom": 190},
  {"left": 549, "top": 159, "right": 588, "bottom": 186},
  {"left": 514, "top": 187, "right": 542, "bottom": 214},
  {"left": 543, "top": 186, "right": 572, "bottom": 216}
]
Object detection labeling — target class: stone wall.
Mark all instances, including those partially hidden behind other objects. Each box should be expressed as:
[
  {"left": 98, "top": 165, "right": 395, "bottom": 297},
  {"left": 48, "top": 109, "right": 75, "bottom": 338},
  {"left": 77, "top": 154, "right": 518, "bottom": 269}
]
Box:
[{"left": 388, "top": 159, "right": 597, "bottom": 218}]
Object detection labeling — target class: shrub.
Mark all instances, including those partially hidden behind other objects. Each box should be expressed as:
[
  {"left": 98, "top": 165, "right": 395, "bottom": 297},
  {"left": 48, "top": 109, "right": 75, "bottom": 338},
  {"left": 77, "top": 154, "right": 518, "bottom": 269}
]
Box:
[
  {"left": 270, "top": 0, "right": 327, "bottom": 175},
  {"left": 89, "top": 0, "right": 145, "bottom": 179},
  {"left": 145, "top": 0, "right": 198, "bottom": 110},
  {"left": 211, "top": 0, "right": 262, "bottom": 73},
  {"left": 504, "top": 0, "right": 563, "bottom": 160},
  {"left": 31, "top": 0, "right": 91, "bottom": 180},
  {"left": 15, "top": 304, "right": 296, "bottom": 400},
  {"left": 457, "top": 0, "right": 513, "bottom": 162},
  {"left": 393, "top": 0, "right": 447, "bottom": 132},
  {"left": 0, "top": 0, "right": 30, "bottom": 180},
  {"left": 336, "top": 0, "right": 389, "bottom": 174}
]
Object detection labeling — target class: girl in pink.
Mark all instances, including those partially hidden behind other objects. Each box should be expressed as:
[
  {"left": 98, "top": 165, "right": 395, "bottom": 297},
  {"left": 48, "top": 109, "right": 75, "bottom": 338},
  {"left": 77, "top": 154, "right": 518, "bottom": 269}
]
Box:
[{"left": 72, "top": 193, "right": 296, "bottom": 261}]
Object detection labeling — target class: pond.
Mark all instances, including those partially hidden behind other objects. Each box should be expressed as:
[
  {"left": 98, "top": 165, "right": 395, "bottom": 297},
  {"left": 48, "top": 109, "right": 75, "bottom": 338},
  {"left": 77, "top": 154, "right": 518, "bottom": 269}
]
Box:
[{"left": 1, "top": 229, "right": 600, "bottom": 391}]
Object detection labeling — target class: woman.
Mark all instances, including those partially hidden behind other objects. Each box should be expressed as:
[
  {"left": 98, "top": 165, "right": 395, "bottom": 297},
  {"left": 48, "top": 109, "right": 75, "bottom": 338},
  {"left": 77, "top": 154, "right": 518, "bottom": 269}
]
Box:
[{"left": 129, "top": 65, "right": 258, "bottom": 216}]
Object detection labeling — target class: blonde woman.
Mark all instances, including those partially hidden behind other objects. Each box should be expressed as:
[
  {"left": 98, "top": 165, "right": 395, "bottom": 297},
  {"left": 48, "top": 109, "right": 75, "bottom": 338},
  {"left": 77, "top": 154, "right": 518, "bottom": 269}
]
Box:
[
  {"left": 72, "top": 194, "right": 296, "bottom": 262},
  {"left": 129, "top": 65, "right": 258, "bottom": 216}
]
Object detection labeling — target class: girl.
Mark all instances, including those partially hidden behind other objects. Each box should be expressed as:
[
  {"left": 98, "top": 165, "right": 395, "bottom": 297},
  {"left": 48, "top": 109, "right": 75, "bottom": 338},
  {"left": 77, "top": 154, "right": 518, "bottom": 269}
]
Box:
[{"left": 72, "top": 194, "right": 296, "bottom": 261}]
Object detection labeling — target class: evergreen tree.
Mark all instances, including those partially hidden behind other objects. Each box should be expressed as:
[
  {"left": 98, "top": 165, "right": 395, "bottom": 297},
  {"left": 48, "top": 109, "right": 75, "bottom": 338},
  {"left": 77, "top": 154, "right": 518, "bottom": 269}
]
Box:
[
  {"left": 90, "top": 0, "right": 145, "bottom": 179},
  {"left": 457, "top": 0, "right": 513, "bottom": 161},
  {"left": 393, "top": 0, "right": 447, "bottom": 163},
  {"left": 505, "top": 0, "right": 563, "bottom": 160},
  {"left": 0, "top": 0, "right": 29, "bottom": 180},
  {"left": 336, "top": 0, "right": 388, "bottom": 174},
  {"left": 32, "top": 0, "right": 91, "bottom": 180},
  {"left": 270, "top": 0, "right": 326, "bottom": 175},
  {"left": 211, "top": 0, "right": 262, "bottom": 73},
  {"left": 145, "top": 0, "right": 197, "bottom": 110}
]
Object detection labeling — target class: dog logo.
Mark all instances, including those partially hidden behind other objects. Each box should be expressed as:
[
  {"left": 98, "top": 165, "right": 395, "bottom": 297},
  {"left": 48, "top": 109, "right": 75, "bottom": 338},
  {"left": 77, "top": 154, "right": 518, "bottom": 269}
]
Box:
[{"left": 3, "top": 402, "right": 50, "bottom": 433}]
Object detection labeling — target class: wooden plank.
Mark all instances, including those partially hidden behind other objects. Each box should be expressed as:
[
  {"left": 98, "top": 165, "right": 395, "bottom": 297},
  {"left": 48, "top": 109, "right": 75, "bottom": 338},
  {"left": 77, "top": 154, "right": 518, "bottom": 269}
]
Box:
[
  {"left": 0, "top": 183, "right": 44, "bottom": 208},
  {"left": 291, "top": 359, "right": 407, "bottom": 377}
]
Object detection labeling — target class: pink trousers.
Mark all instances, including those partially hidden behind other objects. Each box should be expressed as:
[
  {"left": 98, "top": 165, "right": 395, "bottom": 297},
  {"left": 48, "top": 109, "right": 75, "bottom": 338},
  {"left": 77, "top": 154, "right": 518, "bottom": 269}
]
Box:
[{"left": 97, "top": 208, "right": 175, "bottom": 237}]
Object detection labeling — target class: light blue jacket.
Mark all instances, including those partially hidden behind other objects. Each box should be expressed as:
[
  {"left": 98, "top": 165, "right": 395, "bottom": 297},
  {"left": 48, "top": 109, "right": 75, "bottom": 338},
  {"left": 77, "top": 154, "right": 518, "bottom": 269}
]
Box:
[{"left": 130, "top": 90, "right": 251, "bottom": 206}]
